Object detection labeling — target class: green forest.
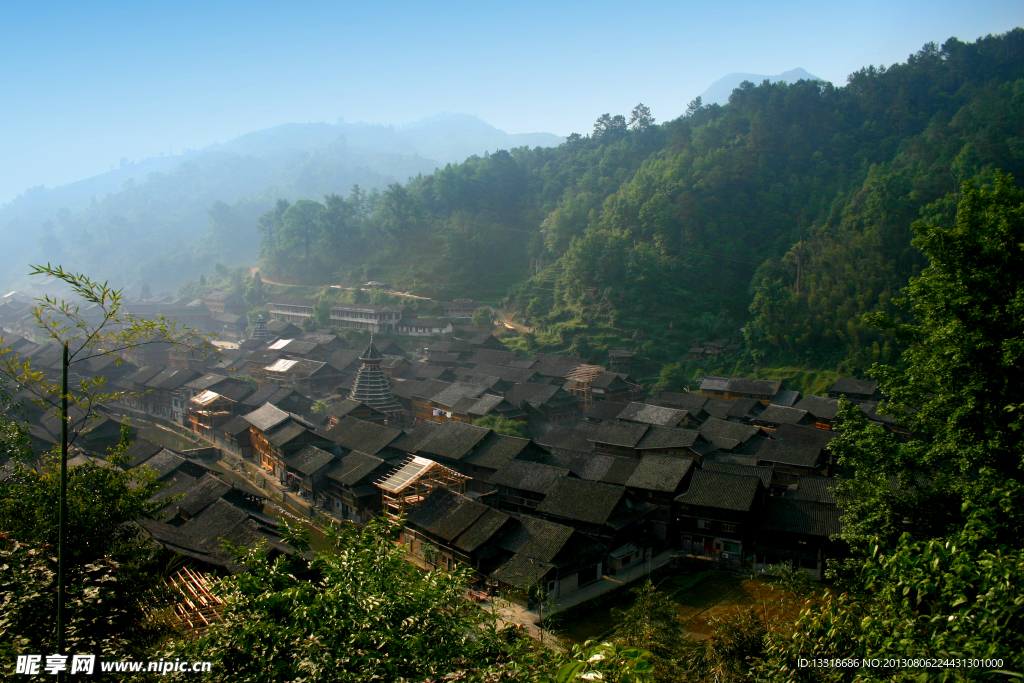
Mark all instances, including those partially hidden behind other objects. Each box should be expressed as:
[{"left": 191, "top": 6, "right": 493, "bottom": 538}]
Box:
[{"left": 247, "top": 30, "right": 1024, "bottom": 377}]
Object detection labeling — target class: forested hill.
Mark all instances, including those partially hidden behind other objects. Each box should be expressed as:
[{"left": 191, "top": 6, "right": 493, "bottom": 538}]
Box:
[
  {"left": 254, "top": 30, "right": 1024, "bottom": 374},
  {"left": 0, "top": 114, "right": 562, "bottom": 292}
]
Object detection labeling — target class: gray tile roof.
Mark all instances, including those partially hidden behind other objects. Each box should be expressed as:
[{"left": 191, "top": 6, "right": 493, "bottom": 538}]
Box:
[
  {"left": 453, "top": 508, "right": 510, "bottom": 553},
  {"left": 703, "top": 461, "right": 774, "bottom": 488},
  {"left": 497, "top": 514, "right": 574, "bottom": 563},
  {"left": 647, "top": 392, "right": 708, "bottom": 412},
  {"left": 168, "top": 473, "right": 233, "bottom": 517},
  {"left": 588, "top": 420, "right": 650, "bottom": 448},
  {"left": 467, "top": 349, "right": 535, "bottom": 368},
  {"left": 123, "top": 438, "right": 164, "bottom": 468},
  {"left": 700, "top": 376, "right": 782, "bottom": 396},
  {"left": 760, "top": 498, "right": 841, "bottom": 536},
  {"left": 635, "top": 427, "right": 704, "bottom": 451},
  {"left": 285, "top": 445, "right": 337, "bottom": 476},
  {"left": 218, "top": 415, "right": 253, "bottom": 438},
  {"left": 771, "top": 390, "right": 802, "bottom": 407},
  {"left": 325, "top": 451, "right": 386, "bottom": 486},
  {"left": 267, "top": 422, "right": 311, "bottom": 448},
  {"left": 794, "top": 395, "right": 841, "bottom": 421},
  {"left": 462, "top": 432, "right": 531, "bottom": 470},
  {"left": 794, "top": 476, "right": 837, "bottom": 504},
  {"left": 755, "top": 405, "right": 809, "bottom": 426},
  {"left": 770, "top": 423, "right": 836, "bottom": 448},
  {"left": 698, "top": 418, "right": 761, "bottom": 450},
  {"left": 391, "top": 421, "right": 441, "bottom": 453},
  {"left": 536, "top": 477, "right": 625, "bottom": 525},
  {"left": 243, "top": 403, "right": 290, "bottom": 432},
  {"left": 536, "top": 426, "right": 595, "bottom": 453},
  {"left": 491, "top": 553, "right": 551, "bottom": 589},
  {"left": 415, "top": 421, "right": 490, "bottom": 461},
  {"left": 675, "top": 469, "right": 761, "bottom": 512},
  {"left": 140, "top": 449, "right": 187, "bottom": 479},
  {"left": 616, "top": 402, "right": 688, "bottom": 427},
  {"left": 755, "top": 438, "right": 823, "bottom": 468},
  {"left": 325, "top": 416, "right": 402, "bottom": 455},
  {"left": 830, "top": 378, "right": 878, "bottom": 397},
  {"left": 490, "top": 460, "right": 570, "bottom": 494},
  {"left": 625, "top": 454, "right": 694, "bottom": 492},
  {"left": 405, "top": 488, "right": 489, "bottom": 542}
]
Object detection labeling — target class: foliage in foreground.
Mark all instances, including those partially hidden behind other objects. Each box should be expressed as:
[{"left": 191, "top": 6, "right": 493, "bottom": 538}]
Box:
[{"left": 162, "top": 516, "right": 652, "bottom": 682}]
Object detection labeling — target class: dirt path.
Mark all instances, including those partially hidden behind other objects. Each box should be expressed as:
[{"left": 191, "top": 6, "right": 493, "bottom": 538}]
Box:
[
  {"left": 496, "top": 308, "right": 531, "bottom": 333},
  {"left": 248, "top": 269, "right": 434, "bottom": 301}
]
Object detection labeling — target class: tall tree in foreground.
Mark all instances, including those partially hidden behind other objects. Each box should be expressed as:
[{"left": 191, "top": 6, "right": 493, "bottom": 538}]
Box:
[
  {"left": 757, "top": 174, "right": 1024, "bottom": 679},
  {"left": 0, "top": 265, "right": 213, "bottom": 667}
]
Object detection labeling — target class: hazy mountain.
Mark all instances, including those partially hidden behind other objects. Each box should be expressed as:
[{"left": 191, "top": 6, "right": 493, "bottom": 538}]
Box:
[
  {"left": 0, "top": 114, "right": 564, "bottom": 290},
  {"left": 700, "top": 68, "right": 823, "bottom": 105}
]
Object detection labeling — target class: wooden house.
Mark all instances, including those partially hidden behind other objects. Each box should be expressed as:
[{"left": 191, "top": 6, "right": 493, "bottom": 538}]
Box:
[
  {"left": 699, "top": 376, "right": 783, "bottom": 405},
  {"left": 675, "top": 468, "right": 766, "bottom": 569},
  {"left": 242, "top": 403, "right": 331, "bottom": 481},
  {"left": 322, "top": 451, "right": 392, "bottom": 523}
]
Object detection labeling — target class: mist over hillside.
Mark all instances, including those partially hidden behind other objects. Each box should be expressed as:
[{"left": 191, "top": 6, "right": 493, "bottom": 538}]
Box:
[
  {"left": 0, "top": 114, "right": 563, "bottom": 291},
  {"left": 699, "top": 68, "right": 822, "bottom": 105}
]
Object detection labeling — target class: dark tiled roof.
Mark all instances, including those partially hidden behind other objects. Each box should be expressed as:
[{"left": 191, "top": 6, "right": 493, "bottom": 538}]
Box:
[
  {"left": 503, "top": 382, "right": 561, "bottom": 408},
  {"left": 406, "top": 378, "right": 453, "bottom": 400},
  {"left": 463, "top": 432, "right": 531, "bottom": 470},
  {"left": 532, "top": 353, "right": 586, "bottom": 378},
  {"left": 760, "top": 498, "right": 841, "bottom": 536},
  {"left": 490, "top": 460, "right": 569, "bottom": 494},
  {"left": 391, "top": 421, "right": 441, "bottom": 453},
  {"left": 326, "top": 452, "right": 386, "bottom": 486},
  {"left": 431, "top": 382, "right": 489, "bottom": 409},
  {"left": 771, "top": 390, "right": 802, "bottom": 407},
  {"left": 415, "top": 421, "right": 490, "bottom": 461},
  {"left": 616, "top": 402, "right": 687, "bottom": 427},
  {"left": 830, "top": 378, "right": 878, "bottom": 397},
  {"left": 625, "top": 454, "right": 694, "bottom": 492},
  {"left": 243, "top": 403, "right": 290, "bottom": 432},
  {"left": 600, "top": 457, "right": 640, "bottom": 486},
  {"left": 794, "top": 395, "right": 841, "bottom": 421},
  {"left": 698, "top": 418, "right": 761, "bottom": 450},
  {"left": 585, "top": 401, "right": 628, "bottom": 422},
  {"left": 648, "top": 392, "right": 708, "bottom": 412},
  {"left": 406, "top": 488, "right": 489, "bottom": 541},
  {"left": 325, "top": 417, "right": 401, "bottom": 455},
  {"left": 267, "top": 422, "right": 310, "bottom": 448},
  {"left": 218, "top": 415, "right": 253, "bottom": 438},
  {"left": 467, "top": 349, "right": 535, "bottom": 368},
  {"left": 726, "top": 397, "right": 762, "bottom": 419},
  {"left": 700, "top": 376, "right": 782, "bottom": 396},
  {"left": 755, "top": 439, "right": 823, "bottom": 468},
  {"left": 588, "top": 420, "right": 650, "bottom": 448},
  {"left": 794, "top": 476, "right": 837, "bottom": 504},
  {"left": 675, "top": 469, "right": 761, "bottom": 512},
  {"left": 536, "top": 477, "right": 624, "bottom": 525},
  {"left": 536, "top": 426, "right": 595, "bottom": 454},
  {"left": 178, "top": 498, "right": 249, "bottom": 546},
  {"left": 702, "top": 398, "right": 736, "bottom": 420},
  {"left": 123, "top": 438, "right": 164, "bottom": 468},
  {"left": 497, "top": 514, "right": 574, "bottom": 563},
  {"left": 703, "top": 461, "right": 774, "bottom": 488},
  {"left": 170, "top": 473, "right": 233, "bottom": 517},
  {"left": 241, "top": 384, "right": 295, "bottom": 407},
  {"left": 491, "top": 553, "right": 551, "bottom": 588},
  {"left": 285, "top": 445, "right": 336, "bottom": 476},
  {"left": 453, "top": 508, "right": 510, "bottom": 553},
  {"left": 755, "top": 405, "right": 809, "bottom": 426},
  {"left": 184, "top": 374, "right": 231, "bottom": 391},
  {"left": 635, "top": 427, "right": 703, "bottom": 451},
  {"left": 770, "top": 423, "right": 836, "bottom": 448},
  {"left": 401, "top": 363, "right": 455, "bottom": 381},
  {"left": 140, "top": 449, "right": 187, "bottom": 479},
  {"left": 464, "top": 364, "right": 537, "bottom": 383},
  {"left": 702, "top": 452, "right": 760, "bottom": 467}
]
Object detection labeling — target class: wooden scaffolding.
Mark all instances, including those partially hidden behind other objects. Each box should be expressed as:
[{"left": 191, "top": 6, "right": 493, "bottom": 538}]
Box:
[
  {"left": 377, "top": 456, "right": 468, "bottom": 521},
  {"left": 162, "top": 567, "right": 225, "bottom": 634},
  {"left": 564, "top": 364, "right": 606, "bottom": 409}
]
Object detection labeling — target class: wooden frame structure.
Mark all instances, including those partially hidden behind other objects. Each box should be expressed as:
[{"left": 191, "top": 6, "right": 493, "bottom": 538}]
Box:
[
  {"left": 163, "top": 567, "right": 224, "bottom": 634},
  {"left": 564, "top": 364, "right": 606, "bottom": 409},
  {"left": 377, "top": 455, "right": 467, "bottom": 521}
]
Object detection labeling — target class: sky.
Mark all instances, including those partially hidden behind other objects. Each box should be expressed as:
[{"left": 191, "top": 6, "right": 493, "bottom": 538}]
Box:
[{"left": 1, "top": 0, "right": 1021, "bottom": 205}]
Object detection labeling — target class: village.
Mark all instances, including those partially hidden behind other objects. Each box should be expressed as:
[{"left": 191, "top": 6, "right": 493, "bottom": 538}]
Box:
[{"left": 0, "top": 286, "right": 901, "bottom": 632}]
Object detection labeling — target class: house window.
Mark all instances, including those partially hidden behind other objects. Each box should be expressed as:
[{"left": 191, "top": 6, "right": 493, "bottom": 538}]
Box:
[
  {"left": 696, "top": 519, "right": 712, "bottom": 530},
  {"left": 721, "top": 523, "right": 737, "bottom": 534}
]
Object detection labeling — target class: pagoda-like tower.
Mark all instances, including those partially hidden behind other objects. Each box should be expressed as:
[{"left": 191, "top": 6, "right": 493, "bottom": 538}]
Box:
[
  {"left": 349, "top": 340, "right": 403, "bottom": 415},
  {"left": 250, "top": 315, "right": 269, "bottom": 343}
]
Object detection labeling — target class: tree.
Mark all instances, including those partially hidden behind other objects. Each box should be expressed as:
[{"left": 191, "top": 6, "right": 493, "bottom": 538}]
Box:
[
  {"left": 0, "top": 424, "right": 172, "bottom": 661},
  {"left": 593, "top": 113, "right": 628, "bottom": 140},
  {"left": 244, "top": 272, "right": 267, "bottom": 310},
  {"left": 314, "top": 296, "right": 332, "bottom": 329},
  {"left": 0, "top": 264, "right": 214, "bottom": 666},
  {"left": 756, "top": 174, "right": 1024, "bottom": 675},
  {"left": 473, "top": 415, "right": 527, "bottom": 438},
  {"left": 629, "top": 103, "right": 655, "bottom": 131},
  {"left": 472, "top": 306, "right": 493, "bottom": 327},
  {"left": 611, "top": 581, "right": 686, "bottom": 682},
  {"left": 653, "top": 362, "right": 688, "bottom": 395}
]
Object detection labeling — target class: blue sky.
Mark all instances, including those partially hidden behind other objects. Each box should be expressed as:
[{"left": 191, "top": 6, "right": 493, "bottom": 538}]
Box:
[{"left": 1, "top": 0, "right": 1021, "bottom": 205}]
